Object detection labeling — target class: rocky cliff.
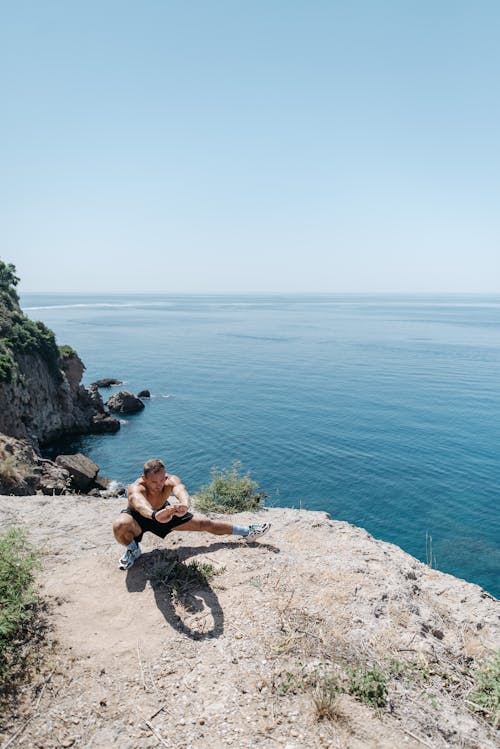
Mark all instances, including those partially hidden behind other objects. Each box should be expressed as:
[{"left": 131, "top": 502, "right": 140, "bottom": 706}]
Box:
[
  {"left": 0, "top": 260, "right": 119, "bottom": 493},
  {"left": 0, "top": 349, "right": 118, "bottom": 446}
]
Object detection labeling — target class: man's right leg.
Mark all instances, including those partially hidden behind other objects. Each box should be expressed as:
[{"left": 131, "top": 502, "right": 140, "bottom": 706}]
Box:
[{"left": 113, "top": 513, "right": 143, "bottom": 570}]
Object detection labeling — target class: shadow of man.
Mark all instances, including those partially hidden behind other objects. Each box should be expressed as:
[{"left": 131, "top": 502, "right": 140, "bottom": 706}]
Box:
[{"left": 125, "top": 547, "right": 225, "bottom": 640}]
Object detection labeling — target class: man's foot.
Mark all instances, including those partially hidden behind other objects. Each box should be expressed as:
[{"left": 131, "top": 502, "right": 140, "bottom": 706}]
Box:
[
  {"left": 245, "top": 523, "right": 271, "bottom": 542},
  {"left": 118, "top": 541, "right": 142, "bottom": 570}
]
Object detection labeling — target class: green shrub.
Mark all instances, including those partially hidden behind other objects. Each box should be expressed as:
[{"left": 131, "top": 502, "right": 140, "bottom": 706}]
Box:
[
  {"left": 0, "top": 344, "right": 14, "bottom": 384},
  {"left": 0, "top": 260, "right": 62, "bottom": 381},
  {"left": 0, "top": 528, "right": 40, "bottom": 686},
  {"left": 469, "top": 650, "right": 500, "bottom": 727},
  {"left": 58, "top": 344, "right": 77, "bottom": 358},
  {"left": 347, "top": 665, "right": 388, "bottom": 707},
  {"left": 194, "top": 461, "right": 266, "bottom": 514}
]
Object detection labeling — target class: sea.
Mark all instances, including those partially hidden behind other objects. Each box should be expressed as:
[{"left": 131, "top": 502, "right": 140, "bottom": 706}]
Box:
[{"left": 20, "top": 292, "right": 500, "bottom": 599}]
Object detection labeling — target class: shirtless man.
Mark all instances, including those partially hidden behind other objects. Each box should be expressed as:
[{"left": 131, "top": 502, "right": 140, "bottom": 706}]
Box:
[{"left": 113, "top": 458, "right": 271, "bottom": 569}]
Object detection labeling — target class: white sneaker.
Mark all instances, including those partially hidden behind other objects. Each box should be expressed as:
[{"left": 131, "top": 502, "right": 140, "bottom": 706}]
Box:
[
  {"left": 118, "top": 541, "right": 142, "bottom": 570},
  {"left": 245, "top": 523, "right": 271, "bottom": 542}
]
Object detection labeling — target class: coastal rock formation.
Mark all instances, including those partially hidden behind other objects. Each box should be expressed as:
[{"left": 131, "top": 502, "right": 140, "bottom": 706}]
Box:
[
  {"left": 91, "top": 413, "right": 121, "bottom": 433},
  {"left": 0, "top": 434, "right": 71, "bottom": 495},
  {"left": 91, "top": 378, "right": 123, "bottom": 388},
  {"left": 137, "top": 389, "right": 151, "bottom": 398},
  {"left": 55, "top": 453, "right": 100, "bottom": 492},
  {"left": 0, "top": 501, "right": 498, "bottom": 749},
  {"left": 0, "top": 261, "right": 121, "bottom": 494},
  {"left": 106, "top": 390, "right": 145, "bottom": 414},
  {"left": 0, "top": 349, "right": 121, "bottom": 446}
]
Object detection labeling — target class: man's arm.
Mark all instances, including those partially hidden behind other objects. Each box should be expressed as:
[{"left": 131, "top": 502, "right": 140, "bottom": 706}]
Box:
[
  {"left": 128, "top": 483, "right": 154, "bottom": 518},
  {"left": 167, "top": 475, "right": 191, "bottom": 513}
]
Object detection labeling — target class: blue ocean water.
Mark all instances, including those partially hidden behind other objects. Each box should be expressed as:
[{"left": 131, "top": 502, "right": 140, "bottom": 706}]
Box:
[{"left": 20, "top": 293, "right": 500, "bottom": 598}]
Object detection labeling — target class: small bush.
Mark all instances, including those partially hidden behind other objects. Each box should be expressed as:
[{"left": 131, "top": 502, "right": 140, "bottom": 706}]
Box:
[
  {"left": 58, "top": 344, "right": 77, "bottom": 359},
  {"left": 469, "top": 650, "right": 500, "bottom": 727},
  {"left": 0, "top": 528, "right": 40, "bottom": 687},
  {"left": 194, "top": 461, "right": 266, "bottom": 514},
  {"left": 347, "top": 665, "right": 388, "bottom": 708}
]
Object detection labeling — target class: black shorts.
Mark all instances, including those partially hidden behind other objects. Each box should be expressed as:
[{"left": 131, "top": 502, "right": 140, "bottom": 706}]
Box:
[{"left": 121, "top": 502, "right": 194, "bottom": 543}]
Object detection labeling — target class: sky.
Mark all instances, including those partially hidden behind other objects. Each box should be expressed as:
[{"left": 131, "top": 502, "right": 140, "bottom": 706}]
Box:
[{"left": 2, "top": 1, "right": 499, "bottom": 294}]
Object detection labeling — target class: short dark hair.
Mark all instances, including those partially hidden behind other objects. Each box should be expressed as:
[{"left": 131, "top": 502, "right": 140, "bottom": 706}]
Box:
[{"left": 143, "top": 458, "right": 165, "bottom": 476}]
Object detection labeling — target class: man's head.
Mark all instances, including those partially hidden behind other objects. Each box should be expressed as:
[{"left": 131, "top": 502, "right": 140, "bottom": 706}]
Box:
[{"left": 143, "top": 458, "right": 166, "bottom": 491}]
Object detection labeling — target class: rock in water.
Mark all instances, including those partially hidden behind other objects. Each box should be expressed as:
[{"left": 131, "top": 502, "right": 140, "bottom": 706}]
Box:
[
  {"left": 137, "top": 389, "right": 151, "bottom": 398},
  {"left": 91, "top": 378, "right": 123, "bottom": 388},
  {"left": 106, "top": 391, "right": 145, "bottom": 414}
]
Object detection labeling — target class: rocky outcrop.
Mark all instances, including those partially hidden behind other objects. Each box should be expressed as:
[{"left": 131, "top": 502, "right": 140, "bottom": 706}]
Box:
[
  {"left": 106, "top": 390, "right": 145, "bottom": 414},
  {"left": 0, "top": 262, "right": 123, "bottom": 495},
  {"left": 0, "top": 351, "right": 120, "bottom": 446},
  {"left": 0, "top": 434, "right": 70, "bottom": 495},
  {"left": 36, "top": 459, "right": 71, "bottom": 496},
  {"left": 0, "top": 434, "right": 40, "bottom": 495},
  {"left": 137, "top": 389, "right": 151, "bottom": 398},
  {"left": 55, "top": 453, "right": 100, "bottom": 492},
  {"left": 91, "top": 378, "right": 123, "bottom": 388}
]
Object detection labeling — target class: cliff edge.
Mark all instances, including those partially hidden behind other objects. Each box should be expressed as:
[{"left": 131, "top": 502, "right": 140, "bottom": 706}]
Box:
[{"left": 0, "top": 498, "right": 498, "bottom": 749}]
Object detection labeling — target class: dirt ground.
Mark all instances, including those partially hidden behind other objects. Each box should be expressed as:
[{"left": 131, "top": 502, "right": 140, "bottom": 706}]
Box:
[{"left": 0, "top": 495, "right": 498, "bottom": 749}]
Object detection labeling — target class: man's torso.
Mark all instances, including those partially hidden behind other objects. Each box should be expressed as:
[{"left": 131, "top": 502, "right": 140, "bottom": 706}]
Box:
[{"left": 129, "top": 475, "right": 174, "bottom": 510}]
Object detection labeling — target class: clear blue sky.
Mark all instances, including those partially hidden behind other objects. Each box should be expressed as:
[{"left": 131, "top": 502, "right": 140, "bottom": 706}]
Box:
[{"left": 2, "top": 1, "right": 499, "bottom": 293}]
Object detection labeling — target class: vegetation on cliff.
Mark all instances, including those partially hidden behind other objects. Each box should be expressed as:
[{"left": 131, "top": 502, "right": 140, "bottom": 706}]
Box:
[
  {"left": 0, "top": 260, "right": 66, "bottom": 384},
  {"left": 193, "top": 461, "right": 266, "bottom": 513}
]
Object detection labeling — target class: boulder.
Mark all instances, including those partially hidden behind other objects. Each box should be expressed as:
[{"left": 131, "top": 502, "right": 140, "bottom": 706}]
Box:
[
  {"left": 90, "top": 414, "right": 121, "bottom": 434},
  {"left": 106, "top": 391, "right": 145, "bottom": 414},
  {"left": 91, "top": 378, "right": 123, "bottom": 388},
  {"left": 55, "top": 453, "right": 100, "bottom": 491},
  {"left": 137, "top": 389, "right": 151, "bottom": 398}
]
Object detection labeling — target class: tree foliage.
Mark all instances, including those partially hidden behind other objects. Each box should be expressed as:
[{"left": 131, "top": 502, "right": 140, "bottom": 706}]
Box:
[{"left": 0, "top": 259, "right": 65, "bottom": 383}]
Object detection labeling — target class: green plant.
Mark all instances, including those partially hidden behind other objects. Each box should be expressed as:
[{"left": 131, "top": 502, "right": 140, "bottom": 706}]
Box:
[
  {"left": 469, "top": 650, "right": 500, "bottom": 727},
  {"left": 0, "top": 260, "right": 62, "bottom": 382},
  {"left": 0, "top": 528, "right": 40, "bottom": 685},
  {"left": 194, "top": 461, "right": 266, "bottom": 514},
  {"left": 0, "top": 261, "right": 20, "bottom": 299},
  {"left": 0, "top": 345, "right": 14, "bottom": 384},
  {"left": 58, "top": 344, "right": 77, "bottom": 358},
  {"left": 347, "top": 665, "right": 388, "bottom": 708}
]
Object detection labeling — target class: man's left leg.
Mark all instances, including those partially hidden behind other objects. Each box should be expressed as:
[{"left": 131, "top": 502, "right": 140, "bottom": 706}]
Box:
[{"left": 175, "top": 517, "right": 270, "bottom": 540}]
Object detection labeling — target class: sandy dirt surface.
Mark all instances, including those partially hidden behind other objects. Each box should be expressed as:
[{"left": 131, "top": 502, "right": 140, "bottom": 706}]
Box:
[{"left": 0, "top": 495, "right": 498, "bottom": 749}]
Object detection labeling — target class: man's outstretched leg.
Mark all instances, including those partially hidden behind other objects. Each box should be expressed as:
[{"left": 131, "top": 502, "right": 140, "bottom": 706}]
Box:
[{"left": 174, "top": 516, "right": 271, "bottom": 541}]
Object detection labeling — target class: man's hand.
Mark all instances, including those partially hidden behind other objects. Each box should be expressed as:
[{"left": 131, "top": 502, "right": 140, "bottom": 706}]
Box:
[
  {"left": 153, "top": 506, "right": 177, "bottom": 523},
  {"left": 153, "top": 504, "right": 189, "bottom": 523}
]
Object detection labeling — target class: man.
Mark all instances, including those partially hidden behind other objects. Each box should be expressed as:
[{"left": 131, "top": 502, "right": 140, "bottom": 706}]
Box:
[{"left": 113, "top": 458, "right": 271, "bottom": 570}]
